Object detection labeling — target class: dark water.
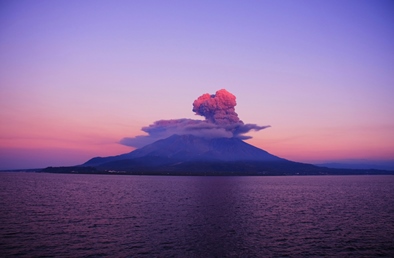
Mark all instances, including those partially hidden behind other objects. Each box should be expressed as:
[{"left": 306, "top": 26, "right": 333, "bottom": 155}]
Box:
[{"left": 1, "top": 173, "right": 393, "bottom": 257}]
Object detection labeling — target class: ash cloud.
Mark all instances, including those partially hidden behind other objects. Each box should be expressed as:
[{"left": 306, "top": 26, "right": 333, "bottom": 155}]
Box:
[
  {"left": 193, "top": 89, "right": 240, "bottom": 125},
  {"left": 121, "top": 89, "right": 270, "bottom": 148}
]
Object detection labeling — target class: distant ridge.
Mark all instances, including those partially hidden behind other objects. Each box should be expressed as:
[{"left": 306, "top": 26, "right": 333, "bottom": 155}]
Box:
[{"left": 317, "top": 161, "right": 394, "bottom": 171}]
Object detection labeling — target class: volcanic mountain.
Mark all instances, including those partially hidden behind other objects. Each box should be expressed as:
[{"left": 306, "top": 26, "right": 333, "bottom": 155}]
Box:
[
  {"left": 85, "top": 134, "right": 283, "bottom": 165},
  {"left": 80, "top": 134, "right": 323, "bottom": 175},
  {"left": 40, "top": 88, "right": 394, "bottom": 175},
  {"left": 40, "top": 134, "right": 393, "bottom": 175}
]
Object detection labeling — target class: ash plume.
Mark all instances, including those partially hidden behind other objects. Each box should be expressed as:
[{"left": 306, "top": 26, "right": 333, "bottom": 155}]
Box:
[
  {"left": 121, "top": 89, "right": 270, "bottom": 148},
  {"left": 193, "top": 89, "right": 240, "bottom": 125}
]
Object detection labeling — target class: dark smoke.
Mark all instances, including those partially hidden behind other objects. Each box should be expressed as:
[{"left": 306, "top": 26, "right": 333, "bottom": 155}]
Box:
[{"left": 121, "top": 89, "right": 270, "bottom": 148}]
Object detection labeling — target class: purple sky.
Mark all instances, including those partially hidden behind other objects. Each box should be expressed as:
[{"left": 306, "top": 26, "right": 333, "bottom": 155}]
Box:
[{"left": 0, "top": 0, "right": 393, "bottom": 169}]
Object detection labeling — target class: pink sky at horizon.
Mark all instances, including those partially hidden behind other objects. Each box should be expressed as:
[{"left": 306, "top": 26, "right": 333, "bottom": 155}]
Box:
[{"left": 1, "top": 0, "right": 393, "bottom": 169}]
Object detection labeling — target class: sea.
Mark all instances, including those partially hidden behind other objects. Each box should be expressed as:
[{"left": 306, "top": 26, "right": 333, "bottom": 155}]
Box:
[{"left": 1, "top": 172, "right": 393, "bottom": 257}]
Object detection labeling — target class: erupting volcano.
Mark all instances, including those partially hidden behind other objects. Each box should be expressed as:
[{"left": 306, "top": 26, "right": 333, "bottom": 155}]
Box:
[{"left": 43, "top": 89, "right": 392, "bottom": 175}]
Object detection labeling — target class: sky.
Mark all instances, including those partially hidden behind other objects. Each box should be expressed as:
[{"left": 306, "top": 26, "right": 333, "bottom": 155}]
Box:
[{"left": 0, "top": 0, "right": 393, "bottom": 170}]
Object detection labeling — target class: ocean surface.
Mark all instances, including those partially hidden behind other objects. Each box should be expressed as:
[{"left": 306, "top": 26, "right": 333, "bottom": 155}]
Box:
[{"left": 1, "top": 173, "right": 393, "bottom": 257}]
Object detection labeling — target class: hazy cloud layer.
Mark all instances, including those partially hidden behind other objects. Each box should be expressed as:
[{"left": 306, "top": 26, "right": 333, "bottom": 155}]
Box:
[{"left": 121, "top": 89, "right": 270, "bottom": 148}]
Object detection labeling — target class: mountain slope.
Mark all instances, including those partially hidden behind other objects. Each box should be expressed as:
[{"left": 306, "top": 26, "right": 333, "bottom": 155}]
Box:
[
  {"left": 45, "top": 134, "right": 394, "bottom": 175},
  {"left": 84, "top": 134, "right": 284, "bottom": 167},
  {"left": 81, "top": 134, "right": 394, "bottom": 175}
]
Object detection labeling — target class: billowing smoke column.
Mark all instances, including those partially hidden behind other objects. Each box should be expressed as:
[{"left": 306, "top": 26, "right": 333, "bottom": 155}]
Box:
[
  {"left": 120, "top": 89, "right": 270, "bottom": 148},
  {"left": 193, "top": 89, "right": 240, "bottom": 125}
]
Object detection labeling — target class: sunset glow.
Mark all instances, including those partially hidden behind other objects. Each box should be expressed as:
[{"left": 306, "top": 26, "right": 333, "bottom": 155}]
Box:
[{"left": 1, "top": 1, "right": 393, "bottom": 169}]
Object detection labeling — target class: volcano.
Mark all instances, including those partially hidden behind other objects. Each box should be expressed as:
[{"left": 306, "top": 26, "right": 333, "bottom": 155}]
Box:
[
  {"left": 80, "top": 134, "right": 322, "bottom": 175},
  {"left": 41, "top": 134, "right": 394, "bottom": 175},
  {"left": 40, "top": 88, "right": 394, "bottom": 176},
  {"left": 85, "top": 134, "right": 283, "bottom": 165}
]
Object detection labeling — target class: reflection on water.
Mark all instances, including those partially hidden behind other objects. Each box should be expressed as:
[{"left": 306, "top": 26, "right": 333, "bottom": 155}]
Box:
[{"left": 0, "top": 173, "right": 393, "bottom": 257}]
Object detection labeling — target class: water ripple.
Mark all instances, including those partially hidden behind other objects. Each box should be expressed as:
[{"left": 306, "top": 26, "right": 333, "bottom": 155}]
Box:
[{"left": 0, "top": 173, "right": 393, "bottom": 257}]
